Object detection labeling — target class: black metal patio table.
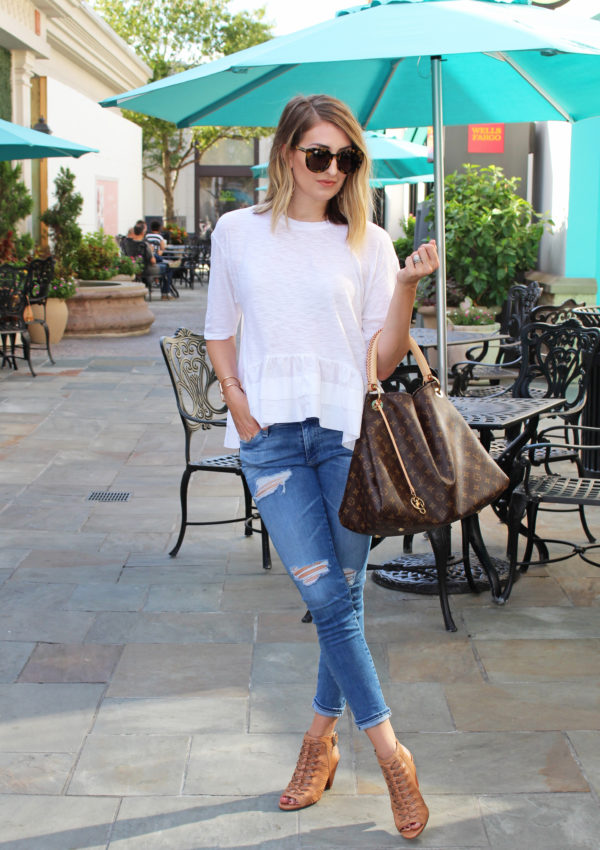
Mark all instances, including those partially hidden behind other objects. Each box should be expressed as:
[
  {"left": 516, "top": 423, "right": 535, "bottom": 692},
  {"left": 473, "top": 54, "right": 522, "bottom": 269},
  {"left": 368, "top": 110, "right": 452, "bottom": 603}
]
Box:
[
  {"left": 410, "top": 326, "right": 507, "bottom": 352},
  {"left": 383, "top": 327, "right": 508, "bottom": 393},
  {"left": 370, "top": 394, "right": 565, "bottom": 615}
]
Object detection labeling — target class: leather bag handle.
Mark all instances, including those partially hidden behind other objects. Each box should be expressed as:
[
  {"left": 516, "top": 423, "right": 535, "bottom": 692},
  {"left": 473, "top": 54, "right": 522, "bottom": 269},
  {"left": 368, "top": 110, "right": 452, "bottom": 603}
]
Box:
[{"left": 367, "top": 330, "right": 437, "bottom": 390}]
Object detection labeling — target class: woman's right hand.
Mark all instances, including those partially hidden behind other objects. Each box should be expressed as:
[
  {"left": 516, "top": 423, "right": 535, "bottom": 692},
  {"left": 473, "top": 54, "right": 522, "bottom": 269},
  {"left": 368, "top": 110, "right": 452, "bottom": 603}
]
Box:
[{"left": 222, "top": 385, "right": 261, "bottom": 442}]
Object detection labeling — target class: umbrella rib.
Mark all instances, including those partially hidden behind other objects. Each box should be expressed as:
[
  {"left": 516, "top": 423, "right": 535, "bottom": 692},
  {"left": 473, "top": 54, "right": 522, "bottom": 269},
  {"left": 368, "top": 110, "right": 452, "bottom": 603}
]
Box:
[
  {"left": 382, "top": 158, "right": 404, "bottom": 179},
  {"left": 486, "top": 52, "right": 573, "bottom": 122},
  {"left": 360, "top": 59, "right": 401, "bottom": 128},
  {"left": 177, "top": 65, "right": 299, "bottom": 127}
]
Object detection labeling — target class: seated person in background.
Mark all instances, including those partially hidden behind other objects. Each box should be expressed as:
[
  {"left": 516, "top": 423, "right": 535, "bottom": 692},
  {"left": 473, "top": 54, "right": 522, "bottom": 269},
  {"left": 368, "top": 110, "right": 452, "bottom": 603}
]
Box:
[
  {"left": 122, "top": 222, "right": 158, "bottom": 293},
  {"left": 145, "top": 220, "right": 174, "bottom": 300}
]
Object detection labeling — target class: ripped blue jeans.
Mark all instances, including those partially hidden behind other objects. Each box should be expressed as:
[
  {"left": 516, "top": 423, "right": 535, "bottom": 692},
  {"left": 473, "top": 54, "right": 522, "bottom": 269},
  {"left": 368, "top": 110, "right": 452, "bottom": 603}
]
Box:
[{"left": 239, "top": 418, "right": 391, "bottom": 731}]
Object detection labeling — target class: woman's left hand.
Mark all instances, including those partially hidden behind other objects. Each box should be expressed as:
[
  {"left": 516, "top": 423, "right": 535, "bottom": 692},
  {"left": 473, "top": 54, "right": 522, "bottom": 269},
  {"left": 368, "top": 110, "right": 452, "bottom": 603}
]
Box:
[{"left": 398, "top": 239, "right": 439, "bottom": 286}]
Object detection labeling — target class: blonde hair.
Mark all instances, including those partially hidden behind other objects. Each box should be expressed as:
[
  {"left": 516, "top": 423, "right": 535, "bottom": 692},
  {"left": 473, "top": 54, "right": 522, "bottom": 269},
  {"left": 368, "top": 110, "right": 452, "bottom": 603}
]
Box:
[{"left": 256, "top": 94, "right": 372, "bottom": 249}]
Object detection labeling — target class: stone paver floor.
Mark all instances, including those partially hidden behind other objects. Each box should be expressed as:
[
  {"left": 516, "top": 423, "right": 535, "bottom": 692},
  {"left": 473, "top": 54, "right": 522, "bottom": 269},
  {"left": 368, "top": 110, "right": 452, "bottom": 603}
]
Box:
[{"left": 0, "top": 284, "right": 598, "bottom": 848}]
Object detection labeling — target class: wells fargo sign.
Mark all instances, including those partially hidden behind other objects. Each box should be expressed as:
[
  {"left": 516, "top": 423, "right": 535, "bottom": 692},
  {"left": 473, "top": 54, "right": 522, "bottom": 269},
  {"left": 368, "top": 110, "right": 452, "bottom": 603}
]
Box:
[{"left": 468, "top": 124, "right": 505, "bottom": 154}]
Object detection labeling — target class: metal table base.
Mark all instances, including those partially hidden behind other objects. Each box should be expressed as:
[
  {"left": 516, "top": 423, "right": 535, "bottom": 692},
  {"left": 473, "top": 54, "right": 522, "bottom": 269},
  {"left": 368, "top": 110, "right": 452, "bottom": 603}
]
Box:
[{"left": 370, "top": 553, "right": 509, "bottom": 595}]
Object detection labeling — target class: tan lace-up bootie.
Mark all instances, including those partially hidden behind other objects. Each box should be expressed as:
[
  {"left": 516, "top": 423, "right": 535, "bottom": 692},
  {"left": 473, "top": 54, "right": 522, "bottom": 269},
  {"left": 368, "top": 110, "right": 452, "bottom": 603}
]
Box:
[
  {"left": 279, "top": 731, "right": 340, "bottom": 811},
  {"left": 377, "top": 741, "right": 429, "bottom": 839}
]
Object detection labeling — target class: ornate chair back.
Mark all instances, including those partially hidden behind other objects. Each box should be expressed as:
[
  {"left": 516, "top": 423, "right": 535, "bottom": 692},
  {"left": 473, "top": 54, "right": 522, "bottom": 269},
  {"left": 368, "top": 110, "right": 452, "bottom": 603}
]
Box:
[
  {"left": 529, "top": 299, "right": 583, "bottom": 325},
  {"left": 25, "top": 256, "right": 55, "bottom": 304},
  {"left": 500, "top": 280, "right": 542, "bottom": 346},
  {"left": 571, "top": 305, "right": 600, "bottom": 328},
  {"left": 512, "top": 319, "right": 600, "bottom": 419},
  {"left": 0, "top": 265, "right": 29, "bottom": 329},
  {"left": 160, "top": 327, "right": 225, "bottom": 461}
]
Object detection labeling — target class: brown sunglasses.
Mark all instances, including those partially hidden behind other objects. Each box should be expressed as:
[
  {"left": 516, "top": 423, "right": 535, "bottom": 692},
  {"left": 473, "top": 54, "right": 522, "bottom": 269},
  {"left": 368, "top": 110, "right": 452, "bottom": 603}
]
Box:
[{"left": 295, "top": 145, "right": 364, "bottom": 175}]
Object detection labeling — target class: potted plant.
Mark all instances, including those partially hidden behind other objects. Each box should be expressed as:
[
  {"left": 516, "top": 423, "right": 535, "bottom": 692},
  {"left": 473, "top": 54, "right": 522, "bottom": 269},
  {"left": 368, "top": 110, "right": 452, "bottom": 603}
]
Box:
[
  {"left": 414, "top": 276, "right": 465, "bottom": 328},
  {"left": 447, "top": 300, "right": 501, "bottom": 367},
  {"left": 447, "top": 303, "right": 498, "bottom": 328},
  {"left": 163, "top": 222, "right": 187, "bottom": 245},
  {"left": 425, "top": 164, "right": 551, "bottom": 311},
  {"left": 39, "top": 167, "right": 83, "bottom": 343}
]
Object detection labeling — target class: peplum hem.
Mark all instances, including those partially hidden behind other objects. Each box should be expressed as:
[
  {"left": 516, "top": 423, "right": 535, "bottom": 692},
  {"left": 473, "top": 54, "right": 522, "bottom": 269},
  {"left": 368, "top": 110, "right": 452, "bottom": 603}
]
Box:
[{"left": 224, "top": 354, "right": 366, "bottom": 449}]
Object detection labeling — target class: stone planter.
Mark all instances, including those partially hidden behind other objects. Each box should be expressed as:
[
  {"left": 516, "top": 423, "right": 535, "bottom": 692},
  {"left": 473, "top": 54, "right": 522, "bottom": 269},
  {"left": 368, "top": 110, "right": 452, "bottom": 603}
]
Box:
[
  {"left": 417, "top": 305, "right": 438, "bottom": 329},
  {"left": 447, "top": 322, "right": 501, "bottom": 369},
  {"left": 28, "top": 299, "right": 69, "bottom": 345},
  {"left": 65, "top": 280, "right": 155, "bottom": 337}
]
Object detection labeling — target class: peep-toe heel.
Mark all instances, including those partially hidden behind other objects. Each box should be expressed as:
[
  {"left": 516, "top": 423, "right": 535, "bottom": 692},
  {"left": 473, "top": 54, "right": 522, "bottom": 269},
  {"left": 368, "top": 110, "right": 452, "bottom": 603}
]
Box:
[
  {"left": 279, "top": 731, "right": 340, "bottom": 811},
  {"left": 377, "top": 740, "right": 429, "bottom": 839}
]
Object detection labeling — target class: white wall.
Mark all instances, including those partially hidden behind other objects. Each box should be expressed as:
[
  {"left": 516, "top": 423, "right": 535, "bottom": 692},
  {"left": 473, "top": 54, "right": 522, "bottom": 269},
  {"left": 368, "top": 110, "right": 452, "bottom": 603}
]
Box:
[
  {"left": 385, "top": 184, "right": 416, "bottom": 241},
  {"left": 46, "top": 77, "right": 143, "bottom": 236},
  {"left": 533, "top": 121, "right": 572, "bottom": 275}
]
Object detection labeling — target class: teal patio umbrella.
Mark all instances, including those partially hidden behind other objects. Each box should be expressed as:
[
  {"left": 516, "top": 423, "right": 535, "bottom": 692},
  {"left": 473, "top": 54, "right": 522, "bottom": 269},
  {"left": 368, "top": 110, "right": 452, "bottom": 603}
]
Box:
[
  {"left": 252, "top": 131, "right": 434, "bottom": 183},
  {"left": 0, "top": 118, "right": 98, "bottom": 160},
  {"left": 101, "top": 0, "right": 600, "bottom": 389}
]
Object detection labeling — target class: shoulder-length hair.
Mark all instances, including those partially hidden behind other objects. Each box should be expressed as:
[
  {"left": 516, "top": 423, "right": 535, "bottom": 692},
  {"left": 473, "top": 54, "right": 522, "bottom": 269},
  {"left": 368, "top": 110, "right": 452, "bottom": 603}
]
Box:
[{"left": 256, "top": 94, "right": 372, "bottom": 250}]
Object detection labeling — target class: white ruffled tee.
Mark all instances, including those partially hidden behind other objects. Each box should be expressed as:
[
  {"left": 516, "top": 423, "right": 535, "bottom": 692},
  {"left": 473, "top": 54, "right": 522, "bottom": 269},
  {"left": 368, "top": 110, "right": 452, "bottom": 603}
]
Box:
[{"left": 203, "top": 207, "right": 398, "bottom": 448}]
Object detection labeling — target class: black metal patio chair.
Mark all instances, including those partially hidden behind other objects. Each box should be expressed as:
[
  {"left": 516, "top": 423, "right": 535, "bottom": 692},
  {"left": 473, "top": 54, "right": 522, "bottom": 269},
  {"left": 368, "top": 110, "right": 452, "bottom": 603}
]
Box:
[
  {"left": 195, "top": 239, "right": 211, "bottom": 285},
  {"left": 121, "top": 236, "right": 161, "bottom": 300},
  {"left": 24, "top": 256, "right": 55, "bottom": 363},
  {"left": 160, "top": 327, "right": 271, "bottom": 569},
  {"left": 529, "top": 298, "right": 584, "bottom": 325},
  {"left": 502, "top": 423, "right": 600, "bottom": 602},
  {"left": 492, "top": 319, "right": 600, "bottom": 544},
  {"left": 0, "top": 265, "right": 35, "bottom": 376},
  {"left": 450, "top": 280, "right": 542, "bottom": 397}
]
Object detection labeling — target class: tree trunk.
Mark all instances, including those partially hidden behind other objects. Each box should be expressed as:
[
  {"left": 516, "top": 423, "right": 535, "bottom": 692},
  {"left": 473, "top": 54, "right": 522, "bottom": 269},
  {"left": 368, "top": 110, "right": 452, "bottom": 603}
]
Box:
[
  {"left": 162, "top": 134, "right": 175, "bottom": 223},
  {"left": 163, "top": 178, "right": 175, "bottom": 224}
]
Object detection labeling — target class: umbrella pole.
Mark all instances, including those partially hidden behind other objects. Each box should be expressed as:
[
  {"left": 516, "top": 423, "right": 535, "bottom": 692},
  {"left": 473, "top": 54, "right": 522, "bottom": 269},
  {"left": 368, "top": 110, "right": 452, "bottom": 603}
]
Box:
[{"left": 431, "top": 55, "right": 448, "bottom": 394}]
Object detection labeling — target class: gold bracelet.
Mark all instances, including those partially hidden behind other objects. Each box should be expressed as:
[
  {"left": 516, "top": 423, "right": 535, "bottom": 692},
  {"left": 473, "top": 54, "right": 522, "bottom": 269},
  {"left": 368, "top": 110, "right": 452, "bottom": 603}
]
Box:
[{"left": 219, "top": 377, "right": 243, "bottom": 402}]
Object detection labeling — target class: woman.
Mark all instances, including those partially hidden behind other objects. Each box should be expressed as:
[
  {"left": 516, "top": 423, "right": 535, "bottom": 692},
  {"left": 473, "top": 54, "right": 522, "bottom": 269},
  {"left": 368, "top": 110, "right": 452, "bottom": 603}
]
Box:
[{"left": 205, "top": 94, "right": 438, "bottom": 839}]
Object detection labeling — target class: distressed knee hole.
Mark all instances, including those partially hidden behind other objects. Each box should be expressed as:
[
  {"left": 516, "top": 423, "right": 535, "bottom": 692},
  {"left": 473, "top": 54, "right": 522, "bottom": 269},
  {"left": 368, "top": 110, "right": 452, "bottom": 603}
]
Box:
[
  {"left": 292, "top": 560, "right": 329, "bottom": 586},
  {"left": 254, "top": 470, "right": 292, "bottom": 501},
  {"left": 344, "top": 568, "right": 357, "bottom": 586}
]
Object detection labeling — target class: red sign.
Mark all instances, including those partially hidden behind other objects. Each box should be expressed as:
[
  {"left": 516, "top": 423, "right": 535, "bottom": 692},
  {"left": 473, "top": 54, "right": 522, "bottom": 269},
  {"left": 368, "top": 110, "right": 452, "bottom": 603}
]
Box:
[{"left": 468, "top": 124, "right": 505, "bottom": 154}]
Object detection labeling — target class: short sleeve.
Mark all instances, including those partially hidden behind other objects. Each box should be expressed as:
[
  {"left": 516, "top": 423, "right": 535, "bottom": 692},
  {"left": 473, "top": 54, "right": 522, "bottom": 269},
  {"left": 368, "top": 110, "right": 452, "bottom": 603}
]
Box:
[
  {"left": 204, "top": 225, "right": 242, "bottom": 339},
  {"left": 361, "top": 226, "right": 398, "bottom": 343}
]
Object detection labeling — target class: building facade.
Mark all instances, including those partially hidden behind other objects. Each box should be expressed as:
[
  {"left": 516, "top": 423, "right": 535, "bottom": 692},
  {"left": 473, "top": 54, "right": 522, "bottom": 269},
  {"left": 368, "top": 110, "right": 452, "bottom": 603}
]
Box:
[{"left": 0, "top": 0, "right": 150, "bottom": 238}]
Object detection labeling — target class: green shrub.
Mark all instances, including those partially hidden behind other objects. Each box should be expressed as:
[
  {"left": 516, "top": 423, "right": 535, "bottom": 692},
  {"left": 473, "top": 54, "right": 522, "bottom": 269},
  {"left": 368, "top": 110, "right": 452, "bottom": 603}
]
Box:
[
  {"left": 117, "top": 254, "right": 143, "bottom": 277},
  {"left": 0, "top": 161, "right": 33, "bottom": 262},
  {"left": 41, "top": 167, "right": 82, "bottom": 286},
  {"left": 74, "top": 230, "right": 121, "bottom": 280},
  {"left": 393, "top": 214, "right": 416, "bottom": 267},
  {"left": 426, "top": 164, "right": 551, "bottom": 308},
  {"left": 415, "top": 276, "right": 464, "bottom": 309}
]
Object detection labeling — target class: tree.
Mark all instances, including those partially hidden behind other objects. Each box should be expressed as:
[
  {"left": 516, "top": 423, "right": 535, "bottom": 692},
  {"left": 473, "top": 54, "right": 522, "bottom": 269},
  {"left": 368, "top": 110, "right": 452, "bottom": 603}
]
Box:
[
  {"left": 94, "top": 0, "right": 273, "bottom": 223},
  {"left": 41, "top": 167, "right": 83, "bottom": 281}
]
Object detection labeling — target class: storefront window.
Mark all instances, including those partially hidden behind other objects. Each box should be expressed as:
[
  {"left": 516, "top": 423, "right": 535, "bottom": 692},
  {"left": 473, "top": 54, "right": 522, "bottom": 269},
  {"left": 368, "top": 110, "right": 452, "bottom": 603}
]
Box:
[{"left": 198, "top": 175, "right": 255, "bottom": 233}]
